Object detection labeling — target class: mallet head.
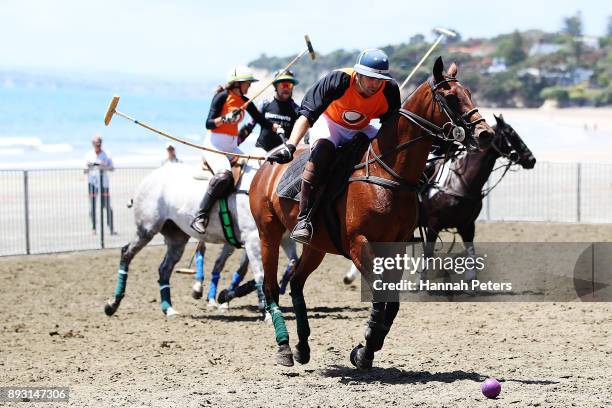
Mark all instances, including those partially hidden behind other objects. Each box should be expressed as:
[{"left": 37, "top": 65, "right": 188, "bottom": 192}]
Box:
[
  {"left": 434, "top": 27, "right": 457, "bottom": 38},
  {"left": 304, "top": 35, "right": 316, "bottom": 60},
  {"left": 104, "top": 95, "right": 120, "bottom": 126}
]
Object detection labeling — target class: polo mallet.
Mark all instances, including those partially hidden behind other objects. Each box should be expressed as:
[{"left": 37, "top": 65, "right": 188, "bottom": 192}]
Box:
[
  {"left": 175, "top": 242, "right": 200, "bottom": 275},
  {"left": 238, "top": 35, "right": 315, "bottom": 112},
  {"left": 399, "top": 27, "right": 457, "bottom": 92},
  {"left": 104, "top": 95, "right": 266, "bottom": 160}
]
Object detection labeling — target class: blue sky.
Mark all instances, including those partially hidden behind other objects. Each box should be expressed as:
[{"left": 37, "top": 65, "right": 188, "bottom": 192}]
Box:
[{"left": 1, "top": 0, "right": 609, "bottom": 82}]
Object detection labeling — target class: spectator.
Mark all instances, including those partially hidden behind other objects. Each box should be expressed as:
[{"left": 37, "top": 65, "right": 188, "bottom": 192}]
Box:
[
  {"left": 84, "top": 134, "right": 115, "bottom": 234},
  {"left": 162, "top": 143, "right": 181, "bottom": 165}
]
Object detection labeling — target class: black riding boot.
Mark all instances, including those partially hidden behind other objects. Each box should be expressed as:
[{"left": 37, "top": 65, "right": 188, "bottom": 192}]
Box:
[
  {"left": 191, "top": 170, "right": 233, "bottom": 234},
  {"left": 290, "top": 140, "right": 335, "bottom": 244}
]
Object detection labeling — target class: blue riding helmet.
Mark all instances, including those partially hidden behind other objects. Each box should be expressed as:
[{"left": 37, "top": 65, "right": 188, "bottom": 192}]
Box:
[{"left": 353, "top": 49, "right": 393, "bottom": 80}]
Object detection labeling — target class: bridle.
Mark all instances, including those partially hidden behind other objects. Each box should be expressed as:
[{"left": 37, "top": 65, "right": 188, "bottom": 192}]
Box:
[
  {"left": 399, "top": 77, "right": 484, "bottom": 147},
  {"left": 349, "top": 76, "right": 483, "bottom": 191},
  {"left": 441, "top": 123, "right": 524, "bottom": 199}
]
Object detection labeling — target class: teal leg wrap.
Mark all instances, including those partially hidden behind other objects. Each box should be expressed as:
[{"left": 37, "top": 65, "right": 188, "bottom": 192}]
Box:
[
  {"left": 114, "top": 269, "right": 128, "bottom": 299},
  {"left": 291, "top": 292, "right": 310, "bottom": 341},
  {"left": 255, "top": 282, "right": 266, "bottom": 308},
  {"left": 159, "top": 283, "right": 172, "bottom": 313},
  {"left": 266, "top": 301, "right": 289, "bottom": 345}
]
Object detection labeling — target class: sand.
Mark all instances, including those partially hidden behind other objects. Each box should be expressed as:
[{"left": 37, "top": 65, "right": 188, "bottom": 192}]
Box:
[{"left": 1, "top": 221, "right": 611, "bottom": 407}]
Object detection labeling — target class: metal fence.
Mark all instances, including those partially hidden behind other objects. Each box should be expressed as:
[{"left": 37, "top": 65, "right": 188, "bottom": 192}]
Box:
[
  {"left": 479, "top": 162, "right": 612, "bottom": 223},
  {"left": 1, "top": 162, "right": 611, "bottom": 257},
  {"left": 0, "top": 167, "right": 163, "bottom": 256}
]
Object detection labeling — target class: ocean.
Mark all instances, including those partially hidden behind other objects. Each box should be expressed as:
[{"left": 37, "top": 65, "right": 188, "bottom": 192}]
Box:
[
  {"left": 0, "top": 86, "right": 215, "bottom": 169},
  {"left": 1, "top": 85, "right": 612, "bottom": 170}
]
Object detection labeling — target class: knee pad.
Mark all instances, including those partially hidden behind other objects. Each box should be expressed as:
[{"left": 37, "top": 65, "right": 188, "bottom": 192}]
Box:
[
  {"left": 303, "top": 140, "right": 335, "bottom": 185},
  {"left": 209, "top": 170, "right": 234, "bottom": 196}
]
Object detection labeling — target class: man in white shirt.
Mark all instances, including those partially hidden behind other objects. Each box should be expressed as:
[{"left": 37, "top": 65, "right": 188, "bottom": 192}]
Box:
[
  {"left": 161, "top": 143, "right": 181, "bottom": 165},
  {"left": 84, "top": 134, "right": 115, "bottom": 233}
]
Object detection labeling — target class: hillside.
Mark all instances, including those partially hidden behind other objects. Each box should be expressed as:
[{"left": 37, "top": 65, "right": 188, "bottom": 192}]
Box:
[{"left": 249, "top": 17, "right": 612, "bottom": 108}]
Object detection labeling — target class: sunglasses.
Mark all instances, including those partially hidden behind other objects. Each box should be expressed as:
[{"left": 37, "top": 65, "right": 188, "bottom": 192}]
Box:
[{"left": 277, "top": 82, "right": 294, "bottom": 90}]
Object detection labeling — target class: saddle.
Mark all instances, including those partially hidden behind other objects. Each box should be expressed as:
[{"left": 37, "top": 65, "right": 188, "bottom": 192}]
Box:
[{"left": 277, "top": 134, "right": 371, "bottom": 258}]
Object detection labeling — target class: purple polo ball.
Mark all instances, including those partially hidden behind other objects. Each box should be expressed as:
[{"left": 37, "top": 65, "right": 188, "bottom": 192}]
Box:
[{"left": 481, "top": 378, "right": 501, "bottom": 398}]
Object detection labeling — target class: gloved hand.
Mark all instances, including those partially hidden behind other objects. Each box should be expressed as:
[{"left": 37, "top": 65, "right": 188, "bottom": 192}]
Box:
[
  {"left": 221, "top": 109, "right": 242, "bottom": 124},
  {"left": 267, "top": 143, "right": 296, "bottom": 164}
]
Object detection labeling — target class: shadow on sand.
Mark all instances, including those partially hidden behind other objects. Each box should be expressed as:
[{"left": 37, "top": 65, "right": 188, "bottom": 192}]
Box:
[
  {"left": 190, "top": 304, "right": 370, "bottom": 322},
  {"left": 321, "top": 365, "right": 560, "bottom": 386}
]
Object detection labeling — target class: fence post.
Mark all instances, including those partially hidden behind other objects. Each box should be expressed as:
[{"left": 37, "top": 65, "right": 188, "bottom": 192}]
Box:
[
  {"left": 99, "top": 170, "right": 105, "bottom": 249},
  {"left": 23, "top": 170, "right": 31, "bottom": 255},
  {"left": 576, "top": 163, "right": 581, "bottom": 223},
  {"left": 485, "top": 179, "right": 491, "bottom": 221}
]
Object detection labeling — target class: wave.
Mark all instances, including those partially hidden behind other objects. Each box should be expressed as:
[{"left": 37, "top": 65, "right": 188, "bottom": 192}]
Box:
[{"left": 0, "top": 136, "right": 73, "bottom": 154}]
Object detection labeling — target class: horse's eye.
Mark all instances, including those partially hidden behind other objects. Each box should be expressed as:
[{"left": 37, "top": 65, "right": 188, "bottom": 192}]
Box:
[{"left": 445, "top": 94, "right": 459, "bottom": 110}]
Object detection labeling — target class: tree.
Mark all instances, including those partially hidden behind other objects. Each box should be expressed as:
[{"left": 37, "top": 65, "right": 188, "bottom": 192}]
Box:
[
  {"left": 498, "top": 31, "right": 527, "bottom": 66},
  {"left": 562, "top": 12, "right": 583, "bottom": 36},
  {"left": 409, "top": 34, "right": 425, "bottom": 45},
  {"left": 562, "top": 12, "right": 584, "bottom": 61}
]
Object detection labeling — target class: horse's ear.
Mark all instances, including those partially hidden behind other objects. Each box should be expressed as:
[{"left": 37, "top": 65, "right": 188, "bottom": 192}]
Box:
[
  {"left": 447, "top": 61, "right": 458, "bottom": 77},
  {"left": 433, "top": 56, "right": 444, "bottom": 82},
  {"left": 498, "top": 113, "right": 505, "bottom": 122}
]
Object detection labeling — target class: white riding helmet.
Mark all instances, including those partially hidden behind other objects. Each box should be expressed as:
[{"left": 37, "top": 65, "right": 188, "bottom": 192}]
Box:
[{"left": 227, "top": 66, "right": 259, "bottom": 84}]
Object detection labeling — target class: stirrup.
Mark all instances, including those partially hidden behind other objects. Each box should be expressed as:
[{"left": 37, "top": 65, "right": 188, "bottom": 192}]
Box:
[
  {"left": 290, "top": 219, "right": 313, "bottom": 244},
  {"left": 190, "top": 213, "right": 209, "bottom": 234}
]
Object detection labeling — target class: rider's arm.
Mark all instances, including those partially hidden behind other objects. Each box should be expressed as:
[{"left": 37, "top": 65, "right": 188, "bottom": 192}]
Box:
[
  {"left": 379, "top": 80, "right": 401, "bottom": 124},
  {"left": 298, "top": 70, "right": 351, "bottom": 126},
  {"left": 244, "top": 97, "right": 274, "bottom": 130},
  {"left": 239, "top": 100, "right": 267, "bottom": 141},
  {"left": 205, "top": 91, "right": 229, "bottom": 129},
  {"left": 286, "top": 115, "right": 311, "bottom": 146}
]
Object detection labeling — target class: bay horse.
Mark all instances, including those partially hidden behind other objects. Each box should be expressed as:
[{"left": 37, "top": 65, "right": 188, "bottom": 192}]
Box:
[
  {"left": 421, "top": 114, "right": 536, "bottom": 265},
  {"left": 249, "top": 57, "right": 494, "bottom": 369},
  {"left": 343, "top": 114, "right": 536, "bottom": 285}
]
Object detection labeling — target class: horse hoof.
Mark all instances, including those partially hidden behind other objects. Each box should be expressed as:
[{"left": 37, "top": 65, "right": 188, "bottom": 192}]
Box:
[
  {"left": 294, "top": 342, "right": 310, "bottom": 365},
  {"left": 207, "top": 299, "right": 218, "bottom": 310},
  {"left": 192, "top": 282, "right": 203, "bottom": 299},
  {"left": 165, "top": 307, "right": 179, "bottom": 319},
  {"left": 343, "top": 275, "right": 354, "bottom": 285},
  {"left": 350, "top": 344, "right": 373, "bottom": 371},
  {"left": 276, "top": 343, "right": 294, "bottom": 367},
  {"left": 104, "top": 302, "right": 116, "bottom": 317},
  {"left": 218, "top": 302, "right": 229, "bottom": 312},
  {"left": 257, "top": 301, "right": 266, "bottom": 313},
  {"left": 217, "top": 289, "right": 233, "bottom": 304}
]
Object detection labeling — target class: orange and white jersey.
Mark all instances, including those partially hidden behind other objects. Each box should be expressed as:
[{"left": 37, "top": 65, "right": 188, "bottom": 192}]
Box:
[{"left": 299, "top": 68, "right": 400, "bottom": 130}]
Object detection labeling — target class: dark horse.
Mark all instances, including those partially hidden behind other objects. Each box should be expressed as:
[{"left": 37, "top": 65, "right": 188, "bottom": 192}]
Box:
[
  {"left": 422, "top": 114, "right": 536, "bottom": 274},
  {"left": 249, "top": 57, "right": 494, "bottom": 369}
]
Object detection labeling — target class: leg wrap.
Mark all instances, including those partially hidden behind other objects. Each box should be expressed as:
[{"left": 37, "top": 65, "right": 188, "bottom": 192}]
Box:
[
  {"left": 229, "top": 271, "right": 244, "bottom": 291},
  {"left": 234, "top": 279, "right": 256, "bottom": 298},
  {"left": 195, "top": 249, "right": 205, "bottom": 282},
  {"left": 207, "top": 269, "right": 220, "bottom": 301},
  {"left": 114, "top": 268, "right": 128, "bottom": 299},
  {"left": 255, "top": 282, "right": 266, "bottom": 310},
  {"left": 266, "top": 301, "right": 289, "bottom": 345},
  {"left": 364, "top": 302, "right": 388, "bottom": 358},
  {"left": 115, "top": 249, "right": 129, "bottom": 299},
  {"left": 290, "top": 291, "right": 310, "bottom": 341},
  {"left": 159, "top": 280, "right": 172, "bottom": 313}
]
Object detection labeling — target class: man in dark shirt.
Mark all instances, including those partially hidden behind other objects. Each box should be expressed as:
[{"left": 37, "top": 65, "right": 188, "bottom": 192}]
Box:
[
  {"left": 267, "top": 49, "right": 401, "bottom": 244},
  {"left": 238, "top": 71, "right": 300, "bottom": 151}
]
